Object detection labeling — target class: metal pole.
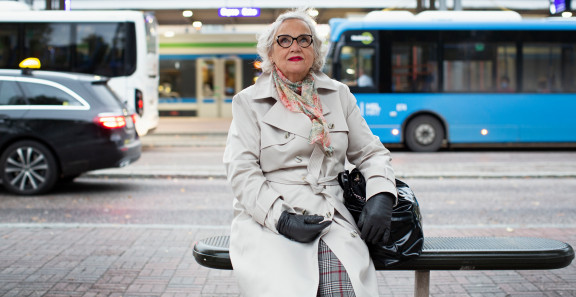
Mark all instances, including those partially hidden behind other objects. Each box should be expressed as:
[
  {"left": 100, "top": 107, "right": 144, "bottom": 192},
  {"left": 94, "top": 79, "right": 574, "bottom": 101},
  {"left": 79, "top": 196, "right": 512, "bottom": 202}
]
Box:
[
  {"left": 45, "top": 0, "right": 52, "bottom": 10},
  {"left": 414, "top": 270, "right": 430, "bottom": 297}
]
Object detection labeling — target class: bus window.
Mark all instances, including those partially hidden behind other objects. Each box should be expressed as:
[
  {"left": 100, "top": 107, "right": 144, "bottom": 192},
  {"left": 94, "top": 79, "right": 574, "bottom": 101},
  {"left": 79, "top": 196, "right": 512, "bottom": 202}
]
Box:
[
  {"left": 76, "top": 23, "right": 135, "bottom": 77},
  {"left": 357, "top": 48, "right": 375, "bottom": 87},
  {"left": 24, "top": 24, "right": 71, "bottom": 71},
  {"left": 323, "top": 47, "right": 334, "bottom": 78},
  {"left": 442, "top": 42, "right": 516, "bottom": 93},
  {"left": 443, "top": 42, "right": 497, "bottom": 92},
  {"left": 0, "top": 24, "right": 18, "bottom": 68},
  {"left": 78, "top": 23, "right": 118, "bottom": 76},
  {"left": 339, "top": 46, "right": 357, "bottom": 85},
  {"left": 496, "top": 45, "right": 516, "bottom": 92},
  {"left": 522, "top": 43, "right": 575, "bottom": 93},
  {"left": 338, "top": 46, "right": 375, "bottom": 88},
  {"left": 391, "top": 43, "right": 438, "bottom": 92}
]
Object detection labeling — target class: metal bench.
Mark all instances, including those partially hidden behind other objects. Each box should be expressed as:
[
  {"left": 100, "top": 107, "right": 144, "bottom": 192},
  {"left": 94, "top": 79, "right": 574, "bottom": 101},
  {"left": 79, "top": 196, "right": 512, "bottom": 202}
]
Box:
[{"left": 193, "top": 236, "right": 574, "bottom": 297}]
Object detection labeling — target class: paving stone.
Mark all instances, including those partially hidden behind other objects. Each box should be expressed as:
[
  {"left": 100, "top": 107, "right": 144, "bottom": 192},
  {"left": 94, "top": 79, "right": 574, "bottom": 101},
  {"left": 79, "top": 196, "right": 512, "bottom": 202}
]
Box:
[{"left": 0, "top": 226, "right": 574, "bottom": 296}]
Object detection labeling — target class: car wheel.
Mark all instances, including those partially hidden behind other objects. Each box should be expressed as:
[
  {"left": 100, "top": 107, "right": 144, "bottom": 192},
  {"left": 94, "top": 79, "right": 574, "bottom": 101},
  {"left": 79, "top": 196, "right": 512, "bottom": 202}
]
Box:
[
  {"left": 405, "top": 115, "right": 445, "bottom": 152},
  {"left": 0, "top": 141, "right": 59, "bottom": 195}
]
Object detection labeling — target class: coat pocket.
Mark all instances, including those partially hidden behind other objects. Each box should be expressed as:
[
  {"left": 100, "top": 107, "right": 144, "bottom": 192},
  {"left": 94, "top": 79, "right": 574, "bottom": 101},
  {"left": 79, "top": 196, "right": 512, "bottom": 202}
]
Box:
[
  {"left": 326, "top": 119, "right": 349, "bottom": 151},
  {"left": 260, "top": 128, "right": 302, "bottom": 173},
  {"left": 324, "top": 112, "right": 350, "bottom": 134},
  {"left": 261, "top": 129, "right": 296, "bottom": 149}
]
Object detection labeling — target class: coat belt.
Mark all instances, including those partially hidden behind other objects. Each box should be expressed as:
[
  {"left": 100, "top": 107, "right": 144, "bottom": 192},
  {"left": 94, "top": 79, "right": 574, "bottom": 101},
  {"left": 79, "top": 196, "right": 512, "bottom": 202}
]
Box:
[{"left": 264, "top": 171, "right": 339, "bottom": 194}]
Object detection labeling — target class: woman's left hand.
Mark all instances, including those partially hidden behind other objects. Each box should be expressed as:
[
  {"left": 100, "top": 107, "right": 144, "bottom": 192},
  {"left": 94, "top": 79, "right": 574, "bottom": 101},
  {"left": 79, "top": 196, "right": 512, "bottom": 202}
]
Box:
[
  {"left": 357, "top": 192, "right": 395, "bottom": 245},
  {"left": 276, "top": 211, "right": 332, "bottom": 243}
]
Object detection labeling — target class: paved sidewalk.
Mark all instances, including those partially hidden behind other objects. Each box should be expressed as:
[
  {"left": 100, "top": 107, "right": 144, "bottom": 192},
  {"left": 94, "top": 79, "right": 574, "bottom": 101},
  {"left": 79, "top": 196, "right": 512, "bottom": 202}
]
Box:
[
  {"left": 0, "top": 225, "right": 574, "bottom": 297},
  {"left": 2, "top": 117, "right": 575, "bottom": 297},
  {"left": 151, "top": 117, "right": 232, "bottom": 135}
]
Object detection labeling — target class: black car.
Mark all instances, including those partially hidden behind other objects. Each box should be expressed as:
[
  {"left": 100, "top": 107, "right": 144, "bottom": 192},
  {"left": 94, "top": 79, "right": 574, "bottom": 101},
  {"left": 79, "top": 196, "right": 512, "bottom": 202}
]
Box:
[{"left": 0, "top": 63, "right": 141, "bottom": 195}]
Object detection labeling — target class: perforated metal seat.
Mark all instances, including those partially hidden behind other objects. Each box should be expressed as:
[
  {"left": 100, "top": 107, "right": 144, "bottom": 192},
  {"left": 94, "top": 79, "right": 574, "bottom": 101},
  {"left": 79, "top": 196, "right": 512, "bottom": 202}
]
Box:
[{"left": 193, "top": 236, "right": 574, "bottom": 271}]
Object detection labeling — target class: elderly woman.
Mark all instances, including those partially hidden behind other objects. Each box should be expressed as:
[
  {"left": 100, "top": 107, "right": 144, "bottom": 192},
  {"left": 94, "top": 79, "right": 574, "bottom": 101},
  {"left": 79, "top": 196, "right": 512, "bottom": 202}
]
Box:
[{"left": 223, "top": 8, "right": 397, "bottom": 297}]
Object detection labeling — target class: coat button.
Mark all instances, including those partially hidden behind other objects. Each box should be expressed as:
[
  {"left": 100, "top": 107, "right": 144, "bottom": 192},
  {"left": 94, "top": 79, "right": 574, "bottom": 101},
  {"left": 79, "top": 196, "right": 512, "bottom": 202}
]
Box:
[
  {"left": 328, "top": 123, "right": 335, "bottom": 129},
  {"left": 295, "top": 156, "right": 303, "bottom": 163},
  {"left": 325, "top": 211, "right": 332, "bottom": 218},
  {"left": 284, "top": 132, "right": 291, "bottom": 139},
  {"left": 351, "top": 230, "right": 358, "bottom": 238}
]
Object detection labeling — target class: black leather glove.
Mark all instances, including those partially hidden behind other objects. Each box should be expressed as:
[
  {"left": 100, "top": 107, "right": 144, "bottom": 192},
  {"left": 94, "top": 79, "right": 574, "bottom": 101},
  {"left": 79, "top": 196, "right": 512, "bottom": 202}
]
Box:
[
  {"left": 276, "top": 211, "right": 332, "bottom": 243},
  {"left": 357, "top": 192, "right": 395, "bottom": 245}
]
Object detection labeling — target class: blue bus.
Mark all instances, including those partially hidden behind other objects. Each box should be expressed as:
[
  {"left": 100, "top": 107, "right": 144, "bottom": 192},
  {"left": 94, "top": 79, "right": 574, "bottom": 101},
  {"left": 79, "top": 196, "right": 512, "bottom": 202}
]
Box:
[{"left": 325, "top": 11, "right": 576, "bottom": 151}]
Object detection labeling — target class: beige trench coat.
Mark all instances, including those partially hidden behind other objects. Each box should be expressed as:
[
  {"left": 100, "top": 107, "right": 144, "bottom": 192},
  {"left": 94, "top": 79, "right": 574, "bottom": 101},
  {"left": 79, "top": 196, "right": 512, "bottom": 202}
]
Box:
[{"left": 223, "top": 71, "right": 397, "bottom": 297}]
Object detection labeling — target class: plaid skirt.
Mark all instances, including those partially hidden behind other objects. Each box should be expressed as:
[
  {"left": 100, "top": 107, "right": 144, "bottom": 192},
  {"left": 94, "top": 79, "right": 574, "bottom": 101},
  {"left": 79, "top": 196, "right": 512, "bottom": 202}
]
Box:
[{"left": 317, "top": 240, "right": 356, "bottom": 297}]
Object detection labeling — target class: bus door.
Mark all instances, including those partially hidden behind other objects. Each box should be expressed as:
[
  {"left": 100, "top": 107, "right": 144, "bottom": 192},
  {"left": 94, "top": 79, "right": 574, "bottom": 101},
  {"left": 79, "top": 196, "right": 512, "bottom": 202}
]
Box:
[{"left": 196, "top": 57, "right": 241, "bottom": 118}]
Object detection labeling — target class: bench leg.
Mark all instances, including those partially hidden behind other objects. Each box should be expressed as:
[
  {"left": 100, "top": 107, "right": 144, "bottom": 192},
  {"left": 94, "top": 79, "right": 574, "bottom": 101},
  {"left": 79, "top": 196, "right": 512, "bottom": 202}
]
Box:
[{"left": 414, "top": 270, "right": 430, "bottom": 297}]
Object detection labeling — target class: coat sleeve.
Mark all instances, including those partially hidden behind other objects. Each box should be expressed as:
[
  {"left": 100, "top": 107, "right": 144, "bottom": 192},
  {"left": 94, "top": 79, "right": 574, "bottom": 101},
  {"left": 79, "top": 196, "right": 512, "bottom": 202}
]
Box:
[
  {"left": 340, "top": 84, "right": 398, "bottom": 201},
  {"left": 223, "top": 92, "right": 289, "bottom": 227}
]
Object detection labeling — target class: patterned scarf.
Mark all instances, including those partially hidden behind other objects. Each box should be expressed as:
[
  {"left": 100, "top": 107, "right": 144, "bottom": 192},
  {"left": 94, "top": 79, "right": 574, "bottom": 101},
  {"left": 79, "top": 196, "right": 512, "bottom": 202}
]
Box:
[{"left": 272, "top": 66, "right": 334, "bottom": 156}]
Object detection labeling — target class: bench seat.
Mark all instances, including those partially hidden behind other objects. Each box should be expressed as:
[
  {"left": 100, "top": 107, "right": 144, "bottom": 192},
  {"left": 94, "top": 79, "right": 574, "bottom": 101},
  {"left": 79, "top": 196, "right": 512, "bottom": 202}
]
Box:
[
  {"left": 193, "top": 236, "right": 574, "bottom": 270},
  {"left": 192, "top": 236, "right": 574, "bottom": 297}
]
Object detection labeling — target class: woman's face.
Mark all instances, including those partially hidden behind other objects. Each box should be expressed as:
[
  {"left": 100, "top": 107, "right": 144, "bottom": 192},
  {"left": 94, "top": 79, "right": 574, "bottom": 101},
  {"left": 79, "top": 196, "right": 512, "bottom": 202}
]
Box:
[{"left": 270, "top": 19, "right": 315, "bottom": 82}]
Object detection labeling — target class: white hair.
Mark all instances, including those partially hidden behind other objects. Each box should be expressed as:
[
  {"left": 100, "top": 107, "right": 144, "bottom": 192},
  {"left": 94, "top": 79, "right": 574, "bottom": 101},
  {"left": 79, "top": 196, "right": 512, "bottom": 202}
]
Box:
[{"left": 256, "top": 8, "right": 326, "bottom": 73}]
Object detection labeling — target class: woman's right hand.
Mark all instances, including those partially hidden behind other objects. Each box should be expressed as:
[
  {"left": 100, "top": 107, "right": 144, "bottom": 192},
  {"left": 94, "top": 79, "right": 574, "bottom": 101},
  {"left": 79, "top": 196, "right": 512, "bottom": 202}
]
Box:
[
  {"left": 276, "top": 211, "right": 332, "bottom": 243},
  {"left": 357, "top": 192, "right": 395, "bottom": 245}
]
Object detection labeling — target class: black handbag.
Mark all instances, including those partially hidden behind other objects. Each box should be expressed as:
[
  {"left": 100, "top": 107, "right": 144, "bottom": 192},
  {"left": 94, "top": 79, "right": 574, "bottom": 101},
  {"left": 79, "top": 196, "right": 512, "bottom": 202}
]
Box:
[{"left": 338, "top": 168, "right": 424, "bottom": 267}]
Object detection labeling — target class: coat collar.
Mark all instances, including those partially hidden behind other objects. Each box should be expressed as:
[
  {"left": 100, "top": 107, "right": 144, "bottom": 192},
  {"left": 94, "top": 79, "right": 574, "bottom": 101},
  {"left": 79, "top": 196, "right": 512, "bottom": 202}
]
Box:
[
  {"left": 251, "top": 71, "right": 339, "bottom": 101},
  {"left": 257, "top": 71, "right": 339, "bottom": 138}
]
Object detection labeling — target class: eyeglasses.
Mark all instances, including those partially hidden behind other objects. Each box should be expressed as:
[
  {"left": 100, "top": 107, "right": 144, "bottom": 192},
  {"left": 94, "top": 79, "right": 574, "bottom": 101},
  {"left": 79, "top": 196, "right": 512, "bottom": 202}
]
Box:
[{"left": 276, "top": 34, "right": 313, "bottom": 48}]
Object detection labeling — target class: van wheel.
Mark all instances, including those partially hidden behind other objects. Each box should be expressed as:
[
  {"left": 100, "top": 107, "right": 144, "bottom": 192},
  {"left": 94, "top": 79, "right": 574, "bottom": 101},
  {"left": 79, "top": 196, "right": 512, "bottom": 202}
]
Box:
[
  {"left": 405, "top": 115, "right": 445, "bottom": 152},
  {"left": 0, "top": 141, "right": 58, "bottom": 195}
]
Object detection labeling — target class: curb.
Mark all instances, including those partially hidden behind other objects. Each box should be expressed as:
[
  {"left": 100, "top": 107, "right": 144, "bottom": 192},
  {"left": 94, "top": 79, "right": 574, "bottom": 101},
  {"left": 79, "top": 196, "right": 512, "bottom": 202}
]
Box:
[{"left": 83, "top": 171, "right": 576, "bottom": 179}]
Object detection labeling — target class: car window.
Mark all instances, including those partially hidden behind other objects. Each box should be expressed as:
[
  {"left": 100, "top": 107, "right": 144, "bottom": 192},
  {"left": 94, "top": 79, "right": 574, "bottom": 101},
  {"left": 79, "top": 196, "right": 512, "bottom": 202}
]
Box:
[
  {"left": 92, "top": 84, "right": 125, "bottom": 109},
  {"left": 0, "top": 80, "right": 26, "bottom": 105},
  {"left": 19, "top": 81, "right": 83, "bottom": 106}
]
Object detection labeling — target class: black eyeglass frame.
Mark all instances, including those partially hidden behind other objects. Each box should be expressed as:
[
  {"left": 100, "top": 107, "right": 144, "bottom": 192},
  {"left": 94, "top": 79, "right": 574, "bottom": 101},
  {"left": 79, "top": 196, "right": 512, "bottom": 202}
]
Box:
[{"left": 275, "top": 34, "right": 314, "bottom": 48}]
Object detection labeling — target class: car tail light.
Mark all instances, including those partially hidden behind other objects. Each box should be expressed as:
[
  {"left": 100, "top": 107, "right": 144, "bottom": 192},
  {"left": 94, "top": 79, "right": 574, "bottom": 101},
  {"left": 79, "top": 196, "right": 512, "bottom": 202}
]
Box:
[
  {"left": 97, "top": 115, "right": 127, "bottom": 129},
  {"left": 135, "top": 89, "right": 144, "bottom": 116}
]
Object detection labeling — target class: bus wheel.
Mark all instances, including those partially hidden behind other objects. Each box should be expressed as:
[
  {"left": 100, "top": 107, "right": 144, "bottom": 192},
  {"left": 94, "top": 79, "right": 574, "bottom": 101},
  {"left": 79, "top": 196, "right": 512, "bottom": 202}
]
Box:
[
  {"left": 0, "top": 141, "right": 59, "bottom": 195},
  {"left": 405, "top": 115, "right": 445, "bottom": 152}
]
